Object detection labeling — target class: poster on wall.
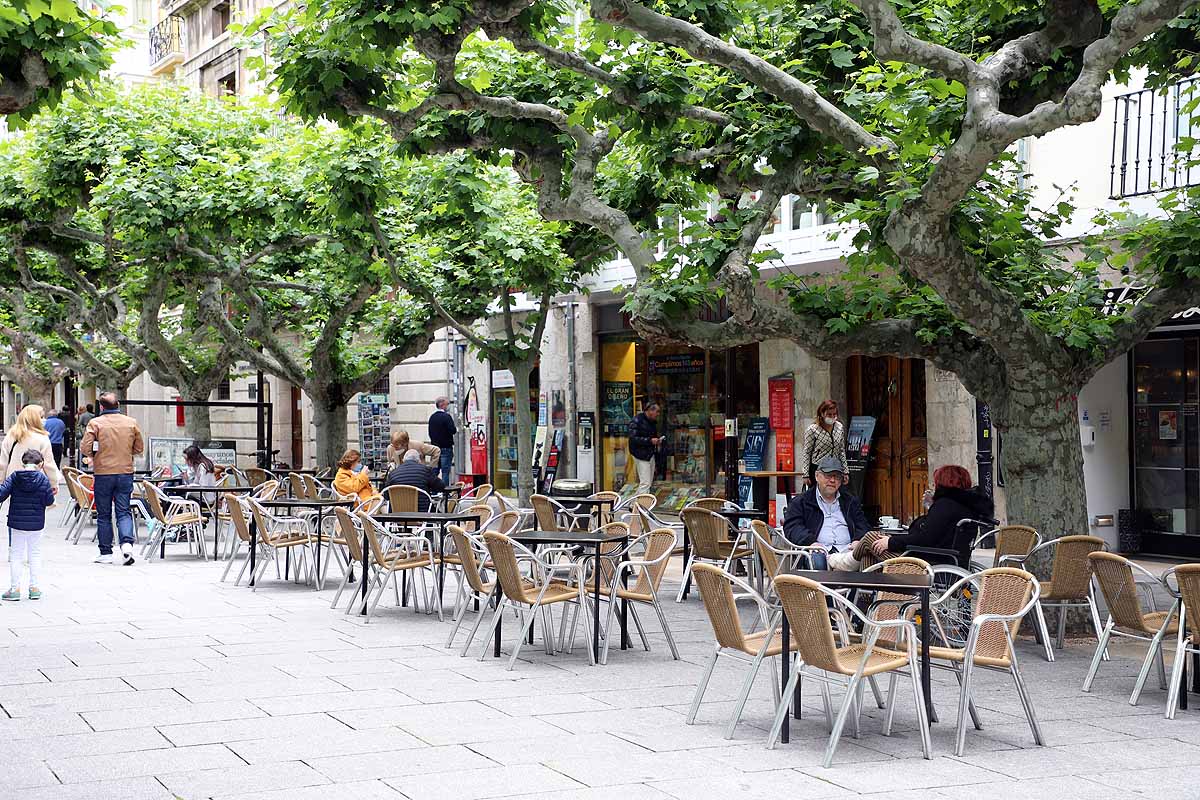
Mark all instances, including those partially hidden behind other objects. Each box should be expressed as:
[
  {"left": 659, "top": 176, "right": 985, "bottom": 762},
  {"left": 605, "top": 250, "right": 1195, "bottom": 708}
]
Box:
[
  {"left": 738, "top": 417, "right": 770, "bottom": 508},
  {"left": 540, "top": 429, "right": 565, "bottom": 493},
  {"left": 464, "top": 377, "right": 487, "bottom": 477},
  {"left": 148, "top": 438, "right": 236, "bottom": 474},
  {"left": 776, "top": 431, "right": 795, "bottom": 472},
  {"left": 1160, "top": 410, "right": 1179, "bottom": 440},
  {"left": 532, "top": 424, "right": 549, "bottom": 486},
  {"left": 577, "top": 411, "right": 595, "bottom": 482},
  {"left": 551, "top": 390, "right": 566, "bottom": 429},
  {"left": 601, "top": 381, "right": 634, "bottom": 437},
  {"left": 357, "top": 393, "right": 391, "bottom": 471},
  {"left": 767, "top": 376, "right": 794, "bottom": 432}
]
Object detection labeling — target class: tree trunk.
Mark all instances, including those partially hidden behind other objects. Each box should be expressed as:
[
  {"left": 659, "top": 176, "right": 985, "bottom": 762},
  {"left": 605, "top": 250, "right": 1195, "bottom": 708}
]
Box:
[
  {"left": 11, "top": 375, "right": 56, "bottom": 411},
  {"left": 511, "top": 360, "right": 537, "bottom": 506},
  {"left": 310, "top": 394, "right": 348, "bottom": 472},
  {"left": 181, "top": 392, "right": 213, "bottom": 442}
]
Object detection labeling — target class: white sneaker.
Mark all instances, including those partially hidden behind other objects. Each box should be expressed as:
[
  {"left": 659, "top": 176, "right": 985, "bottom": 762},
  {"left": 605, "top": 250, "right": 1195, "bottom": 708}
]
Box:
[
  {"left": 94, "top": 554, "right": 114, "bottom": 565},
  {"left": 120, "top": 543, "right": 135, "bottom": 566}
]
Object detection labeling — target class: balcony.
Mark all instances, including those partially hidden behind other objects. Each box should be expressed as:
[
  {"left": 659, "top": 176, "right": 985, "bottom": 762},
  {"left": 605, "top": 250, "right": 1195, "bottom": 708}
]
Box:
[
  {"left": 148, "top": 16, "right": 184, "bottom": 75},
  {"left": 1111, "top": 77, "right": 1200, "bottom": 199}
]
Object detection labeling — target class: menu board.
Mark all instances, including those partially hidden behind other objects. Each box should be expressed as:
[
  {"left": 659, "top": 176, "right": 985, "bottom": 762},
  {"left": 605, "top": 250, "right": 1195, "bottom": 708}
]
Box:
[
  {"left": 357, "top": 393, "right": 391, "bottom": 471},
  {"left": 768, "top": 377, "right": 794, "bottom": 431}
]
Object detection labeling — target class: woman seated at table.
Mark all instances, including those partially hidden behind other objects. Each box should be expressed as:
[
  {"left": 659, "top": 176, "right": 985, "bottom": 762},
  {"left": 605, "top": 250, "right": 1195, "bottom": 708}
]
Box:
[
  {"left": 386, "top": 430, "right": 440, "bottom": 468},
  {"left": 383, "top": 450, "right": 445, "bottom": 513},
  {"left": 182, "top": 445, "right": 217, "bottom": 509},
  {"left": 333, "top": 449, "right": 379, "bottom": 505},
  {"left": 870, "top": 464, "right": 994, "bottom": 564}
]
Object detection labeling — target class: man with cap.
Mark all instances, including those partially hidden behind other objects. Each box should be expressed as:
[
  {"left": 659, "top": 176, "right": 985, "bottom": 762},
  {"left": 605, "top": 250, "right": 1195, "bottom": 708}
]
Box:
[{"left": 782, "top": 456, "right": 870, "bottom": 570}]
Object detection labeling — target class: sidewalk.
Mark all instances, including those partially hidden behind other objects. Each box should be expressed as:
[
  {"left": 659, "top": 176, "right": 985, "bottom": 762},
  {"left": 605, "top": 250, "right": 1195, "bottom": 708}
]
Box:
[{"left": 0, "top": 501, "right": 1196, "bottom": 799}]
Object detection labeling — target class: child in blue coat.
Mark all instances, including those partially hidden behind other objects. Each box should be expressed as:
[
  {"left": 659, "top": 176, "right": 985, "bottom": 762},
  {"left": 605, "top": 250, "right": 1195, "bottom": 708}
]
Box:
[{"left": 0, "top": 450, "right": 56, "bottom": 600}]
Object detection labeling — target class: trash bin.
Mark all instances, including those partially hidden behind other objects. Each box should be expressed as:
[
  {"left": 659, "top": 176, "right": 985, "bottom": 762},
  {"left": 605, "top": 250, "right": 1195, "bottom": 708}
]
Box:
[{"left": 551, "top": 479, "right": 593, "bottom": 498}]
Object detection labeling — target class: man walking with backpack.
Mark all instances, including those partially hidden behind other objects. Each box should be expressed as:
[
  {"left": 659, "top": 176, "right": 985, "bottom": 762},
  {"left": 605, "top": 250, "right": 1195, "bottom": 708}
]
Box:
[{"left": 80, "top": 393, "right": 143, "bottom": 566}]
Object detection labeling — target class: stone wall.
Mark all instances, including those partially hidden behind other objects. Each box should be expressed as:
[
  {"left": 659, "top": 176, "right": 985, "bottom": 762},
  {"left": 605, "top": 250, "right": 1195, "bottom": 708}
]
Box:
[{"left": 926, "top": 367, "right": 1007, "bottom": 520}]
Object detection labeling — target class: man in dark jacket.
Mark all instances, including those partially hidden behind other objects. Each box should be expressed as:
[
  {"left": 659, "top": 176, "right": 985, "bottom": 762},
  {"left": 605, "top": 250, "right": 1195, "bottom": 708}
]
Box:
[
  {"left": 427, "top": 397, "right": 457, "bottom": 484},
  {"left": 384, "top": 449, "right": 446, "bottom": 513},
  {"left": 627, "top": 402, "right": 661, "bottom": 494},
  {"left": 782, "top": 456, "right": 870, "bottom": 569}
]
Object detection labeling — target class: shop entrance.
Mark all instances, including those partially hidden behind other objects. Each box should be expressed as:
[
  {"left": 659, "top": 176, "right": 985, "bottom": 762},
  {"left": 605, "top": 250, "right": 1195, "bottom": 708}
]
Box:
[{"left": 847, "top": 356, "right": 928, "bottom": 523}]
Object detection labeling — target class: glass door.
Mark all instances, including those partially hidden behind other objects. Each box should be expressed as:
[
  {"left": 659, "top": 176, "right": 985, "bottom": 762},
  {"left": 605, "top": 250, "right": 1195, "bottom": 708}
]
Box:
[{"left": 1133, "top": 337, "right": 1200, "bottom": 536}]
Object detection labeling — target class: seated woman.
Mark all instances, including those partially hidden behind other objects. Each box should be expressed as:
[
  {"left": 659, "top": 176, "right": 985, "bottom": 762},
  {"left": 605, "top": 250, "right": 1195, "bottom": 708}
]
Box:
[
  {"left": 385, "top": 430, "right": 440, "bottom": 468},
  {"left": 182, "top": 445, "right": 217, "bottom": 509},
  {"left": 871, "top": 464, "right": 994, "bottom": 565},
  {"left": 332, "top": 449, "right": 378, "bottom": 505},
  {"left": 383, "top": 450, "right": 446, "bottom": 513}
]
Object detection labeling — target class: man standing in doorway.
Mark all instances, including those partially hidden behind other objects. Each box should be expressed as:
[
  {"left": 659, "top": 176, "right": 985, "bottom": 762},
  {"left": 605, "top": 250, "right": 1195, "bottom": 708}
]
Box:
[
  {"left": 75, "top": 404, "right": 94, "bottom": 468},
  {"left": 80, "top": 392, "right": 144, "bottom": 565},
  {"left": 628, "top": 402, "right": 661, "bottom": 495},
  {"left": 428, "top": 397, "right": 457, "bottom": 485}
]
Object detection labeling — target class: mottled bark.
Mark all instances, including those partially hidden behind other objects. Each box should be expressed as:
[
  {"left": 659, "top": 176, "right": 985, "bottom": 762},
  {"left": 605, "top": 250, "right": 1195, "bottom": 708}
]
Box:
[
  {"left": 510, "top": 360, "right": 537, "bottom": 506},
  {"left": 181, "top": 393, "right": 213, "bottom": 442},
  {"left": 310, "top": 397, "right": 349, "bottom": 473}
]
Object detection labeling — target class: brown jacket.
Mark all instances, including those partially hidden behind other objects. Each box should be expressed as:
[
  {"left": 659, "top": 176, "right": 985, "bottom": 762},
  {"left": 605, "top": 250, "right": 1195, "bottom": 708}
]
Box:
[{"left": 80, "top": 411, "right": 144, "bottom": 475}]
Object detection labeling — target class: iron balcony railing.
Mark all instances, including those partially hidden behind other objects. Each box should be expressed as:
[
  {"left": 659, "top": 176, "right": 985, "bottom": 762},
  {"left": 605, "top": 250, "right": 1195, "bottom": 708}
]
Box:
[
  {"left": 1111, "top": 77, "right": 1200, "bottom": 199},
  {"left": 149, "top": 16, "right": 183, "bottom": 67}
]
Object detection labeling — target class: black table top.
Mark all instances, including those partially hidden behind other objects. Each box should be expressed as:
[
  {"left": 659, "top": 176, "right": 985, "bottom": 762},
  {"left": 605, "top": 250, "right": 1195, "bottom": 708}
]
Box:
[
  {"left": 718, "top": 507, "right": 768, "bottom": 520},
  {"left": 787, "top": 569, "right": 931, "bottom": 592},
  {"left": 373, "top": 511, "right": 482, "bottom": 524},
  {"left": 258, "top": 498, "right": 354, "bottom": 508},
  {"left": 511, "top": 529, "right": 629, "bottom": 546}
]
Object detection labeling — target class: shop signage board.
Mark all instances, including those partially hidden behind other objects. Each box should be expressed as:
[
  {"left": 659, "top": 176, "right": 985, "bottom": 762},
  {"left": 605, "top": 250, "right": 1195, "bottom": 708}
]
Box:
[
  {"left": 148, "top": 437, "right": 236, "bottom": 473},
  {"left": 357, "top": 394, "right": 391, "bottom": 471},
  {"left": 768, "top": 376, "right": 794, "bottom": 431},
  {"left": 577, "top": 411, "right": 595, "bottom": 483},
  {"left": 648, "top": 353, "right": 705, "bottom": 375},
  {"left": 492, "top": 369, "right": 515, "bottom": 389},
  {"left": 738, "top": 417, "right": 770, "bottom": 508},
  {"left": 465, "top": 377, "right": 488, "bottom": 477},
  {"left": 601, "top": 381, "right": 634, "bottom": 437}
]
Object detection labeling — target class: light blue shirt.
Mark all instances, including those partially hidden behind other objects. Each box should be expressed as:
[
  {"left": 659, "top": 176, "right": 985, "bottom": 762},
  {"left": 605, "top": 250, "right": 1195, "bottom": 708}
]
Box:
[{"left": 816, "top": 491, "right": 851, "bottom": 549}]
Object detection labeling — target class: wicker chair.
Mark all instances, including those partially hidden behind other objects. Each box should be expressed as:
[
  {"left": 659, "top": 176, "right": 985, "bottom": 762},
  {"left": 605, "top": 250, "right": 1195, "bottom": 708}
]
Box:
[
  {"left": 975, "top": 525, "right": 1041, "bottom": 570},
  {"left": 59, "top": 466, "right": 81, "bottom": 526},
  {"left": 444, "top": 524, "right": 502, "bottom": 654},
  {"left": 245, "top": 467, "right": 275, "bottom": 487},
  {"left": 768, "top": 574, "right": 931, "bottom": 765},
  {"left": 1083, "top": 552, "right": 1178, "bottom": 705},
  {"left": 927, "top": 567, "right": 1045, "bottom": 755},
  {"left": 220, "top": 493, "right": 257, "bottom": 585},
  {"left": 64, "top": 471, "right": 95, "bottom": 544},
  {"left": 588, "top": 491, "right": 621, "bottom": 525},
  {"left": 1163, "top": 564, "right": 1200, "bottom": 719},
  {"left": 329, "top": 507, "right": 366, "bottom": 611},
  {"left": 460, "top": 482, "right": 494, "bottom": 505},
  {"left": 286, "top": 472, "right": 308, "bottom": 499},
  {"left": 245, "top": 497, "right": 314, "bottom": 588},
  {"left": 353, "top": 510, "right": 440, "bottom": 621},
  {"left": 140, "top": 482, "right": 206, "bottom": 561},
  {"left": 531, "top": 493, "right": 589, "bottom": 532},
  {"left": 687, "top": 497, "right": 732, "bottom": 512},
  {"left": 749, "top": 520, "right": 822, "bottom": 592},
  {"left": 689, "top": 564, "right": 798, "bottom": 740},
  {"left": 677, "top": 507, "right": 753, "bottom": 602},
  {"left": 386, "top": 485, "right": 424, "bottom": 514},
  {"left": 477, "top": 531, "right": 594, "bottom": 669},
  {"left": 1003, "top": 535, "right": 1106, "bottom": 661},
  {"left": 585, "top": 529, "right": 680, "bottom": 665}
]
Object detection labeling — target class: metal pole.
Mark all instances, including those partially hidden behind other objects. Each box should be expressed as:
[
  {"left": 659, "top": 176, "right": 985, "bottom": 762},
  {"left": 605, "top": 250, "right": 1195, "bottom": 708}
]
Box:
[
  {"left": 256, "top": 369, "right": 266, "bottom": 463},
  {"left": 724, "top": 348, "right": 738, "bottom": 502},
  {"left": 565, "top": 301, "right": 578, "bottom": 478}
]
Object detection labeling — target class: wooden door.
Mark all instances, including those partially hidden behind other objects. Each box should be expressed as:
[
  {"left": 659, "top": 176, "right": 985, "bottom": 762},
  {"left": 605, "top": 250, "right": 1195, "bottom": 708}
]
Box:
[
  {"left": 290, "top": 386, "right": 304, "bottom": 468},
  {"left": 847, "top": 357, "right": 928, "bottom": 523}
]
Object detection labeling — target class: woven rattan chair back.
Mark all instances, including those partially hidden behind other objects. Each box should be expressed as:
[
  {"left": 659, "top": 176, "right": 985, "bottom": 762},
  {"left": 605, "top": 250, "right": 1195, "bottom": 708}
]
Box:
[
  {"left": 246, "top": 467, "right": 270, "bottom": 487},
  {"left": 692, "top": 563, "right": 748, "bottom": 652},
  {"left": 682, "top": 507, "right": 732, "bottom": 561},
  {"left": 633, "top": 530, "right": 677, "bottom": 596},
  {"left": 449, "top": 524, "right": 490, "bottom": 594},
  {"left": 992, "top": 525, "right": 1040, "bottom": 567},
  {"left": 1046, "top": 535, "right": 1104, "bottom": 601},
  {"left": 1090, "top": 552, "right": 1149, "bottom": 632},
  {"left": 66, "top": 472, "right": 90, "bottom": 508},
  {"left": 141, "top": 481, "right": 167, "bottom": 525},
  {"left": 973, "top": 568, "right": 1036, "bottom": 662},
  {"left": 595, "top": 521, "right": 631, "bottom": 585},
  {"left": 77, "top": 473, "right": 94, "bottom": 492},
  {"left": 750, "top": 520, "right": 781, "bottom": 581},
  {"left": 689, "top": 497, "right": 726, "bottom": 512},
  {"left": 484, "top": 510, "right": 521, "bottom": 535},
  {"left": 590, "top": 491, "right": 620, "bottom": 524},
  {"left": 386, "top": 485, "right": 419, "bottom": 513},
  {"left": 302, "top": 474, "right": 323, "bottom": 499},
  {"left": 870, "top": 557, "right": 932, "bottom": 647},
  {"left": 227, "top": 495, "right": 253, "bottom": 543},
  {"left": 1173, "top": 565, "right": 1200, "bottom": 643},
  {"left": 483, "top": 531, "right": 537, "bottom": 604},
  {"left": 286, "top": 473, "right": 306, "bottom": 499},
  {"left": 246, "top": 500, "right": 279, "bottom": 546},
  {"left": 354, "top": 510, "right": 394, "bottom": 565},
  {"left": 335, "top": 507, "right": 364, "bottom": 563},
  {"left": 463, "top": 503, "right": 490, "bottom": 531},
  {"left": 630, "top": 493, "right": 657, "bottom": 511},
  {"left": 251, "top": 480, "right": 280, "bottom": 501},
  {"left": 530, "top": 495, "right": 560, "bottom": 532},
  {"left": 774, "top": 574, "right": 844, "bottom": 673},
  {"left": 357, "top": 495, "right": 384, "bottom": 516}
]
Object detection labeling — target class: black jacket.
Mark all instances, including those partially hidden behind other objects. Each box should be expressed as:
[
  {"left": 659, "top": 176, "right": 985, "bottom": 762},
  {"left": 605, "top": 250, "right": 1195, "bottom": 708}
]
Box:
[
  {"left": 628, "top": 412, "right": 658, "bottom": 461},
  {"left": 427, "top": 409, "right": 457, "bottom": 449},
  {"left": 887, "top": 486, "right": 995, "bottom": 564},
  {"left": 0, "top": 468, "right": 56, "bottom": 532},
  {"left": 384, "top": 461, "right": 445, "bottom": 512},
  {"left": 782, "top": 487, "right": 870, "bottom": 548}
]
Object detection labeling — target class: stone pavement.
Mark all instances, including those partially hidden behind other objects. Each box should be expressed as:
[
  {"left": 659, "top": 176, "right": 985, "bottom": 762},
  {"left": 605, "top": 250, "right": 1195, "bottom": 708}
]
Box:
[{"left": 1, "top": 504, "right": 1198, "bottom": 800}]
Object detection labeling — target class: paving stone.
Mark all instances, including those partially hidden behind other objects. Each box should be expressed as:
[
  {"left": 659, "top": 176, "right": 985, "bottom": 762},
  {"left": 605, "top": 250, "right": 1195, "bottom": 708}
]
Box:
[
  {"left": 933, "top": 775, "right": 1141, "bottom": 800},
  {"left": 307, "top": 743, "right": 494, "bottom": 781},
  {"left": 384, "top": 764, "right": 581, "bottom": 800},
  {"left": 83, "top": 699, "right": 266, "bottom": 731},
  {"left": 3, "top": 727, "right": 173, "bottom": 761},
  {"left": 799, "top": 756, "right": 1006, "bottom": 793},
  {"left": 465, "top": 732, "right": 649, "bottom": 766},
  {"left": 158, "top": 761, "right": 330, "bottom": 798},
  {"left": 652, "top": 769, "right": 854, "bottom": 800},
  {"left": 227, "top": 726, "right": 427, "bottom": 763},
  {"left": 213, "top": 779, "right": 403, "bottom": 800},
  {"left": 50, "top": 743, "right": 243, "bottom": 783},
  {"left": 158, "top": 712, "right": 352, "bottom": 746},
  {"left": 17, "top": 776, "right": 177, "bottom": 800}
]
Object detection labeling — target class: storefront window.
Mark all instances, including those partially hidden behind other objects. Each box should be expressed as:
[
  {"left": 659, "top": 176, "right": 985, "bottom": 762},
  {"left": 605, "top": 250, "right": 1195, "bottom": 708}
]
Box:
[
  {"left": 598, "top": 336, "right": 760, "bottom": 511},
  {"left": 492, "top": 366, "right": 539, "bottom": 497},
  {"left": 1133, "top": 337, "right": 1200, "bottom": 535}
]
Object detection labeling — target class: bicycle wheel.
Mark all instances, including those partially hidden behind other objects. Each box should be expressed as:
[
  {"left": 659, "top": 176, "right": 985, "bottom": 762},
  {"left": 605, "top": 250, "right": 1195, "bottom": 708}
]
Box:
[{"left": 928, "top": 565, "right": 976, "bottom": 648}]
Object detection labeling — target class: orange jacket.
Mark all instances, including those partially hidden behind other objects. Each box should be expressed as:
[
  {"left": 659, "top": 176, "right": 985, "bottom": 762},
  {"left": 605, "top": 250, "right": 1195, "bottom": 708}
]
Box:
[{"left": 333, "top": 467, "right": 375, "bottom": 504}]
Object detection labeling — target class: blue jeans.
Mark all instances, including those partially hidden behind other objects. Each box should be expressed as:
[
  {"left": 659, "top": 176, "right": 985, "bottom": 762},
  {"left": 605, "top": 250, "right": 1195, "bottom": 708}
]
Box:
[
  {"left": 809, "top": 550, "right": 829, "bottom": 570},
  {"left": 93, "top": 473, "right": 134, "bottom": 555},
  {"left": 438, "top": 449, "right": 454, "bottom": 485}
]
